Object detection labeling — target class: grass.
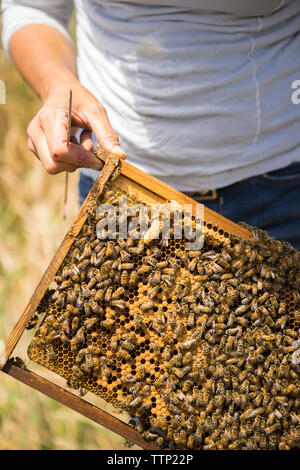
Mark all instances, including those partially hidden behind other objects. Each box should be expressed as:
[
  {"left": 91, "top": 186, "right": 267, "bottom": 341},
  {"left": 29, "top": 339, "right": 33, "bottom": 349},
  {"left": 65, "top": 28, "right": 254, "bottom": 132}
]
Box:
[{"left": 0, "top": 14, "right": 128, "bottom": 450}]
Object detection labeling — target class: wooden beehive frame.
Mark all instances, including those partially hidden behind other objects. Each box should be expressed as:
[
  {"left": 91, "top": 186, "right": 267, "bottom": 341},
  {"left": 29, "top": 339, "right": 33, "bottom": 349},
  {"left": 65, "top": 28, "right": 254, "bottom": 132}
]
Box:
[{"left": 0, "top": 154, "right": 252, "bottom": 449}]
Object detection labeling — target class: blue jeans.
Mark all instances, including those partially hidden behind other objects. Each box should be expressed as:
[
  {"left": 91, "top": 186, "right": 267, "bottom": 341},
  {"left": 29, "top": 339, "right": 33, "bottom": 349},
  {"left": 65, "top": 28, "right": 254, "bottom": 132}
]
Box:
[{"left": 78, "top": 163, "right": 300, "bottom": 250}]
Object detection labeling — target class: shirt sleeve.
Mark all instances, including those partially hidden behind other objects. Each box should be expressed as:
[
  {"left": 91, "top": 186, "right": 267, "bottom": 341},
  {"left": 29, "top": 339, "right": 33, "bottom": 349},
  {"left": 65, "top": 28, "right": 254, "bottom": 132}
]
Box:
[{"left": 1, "top": 0, "right": 74, "bottom": 56}]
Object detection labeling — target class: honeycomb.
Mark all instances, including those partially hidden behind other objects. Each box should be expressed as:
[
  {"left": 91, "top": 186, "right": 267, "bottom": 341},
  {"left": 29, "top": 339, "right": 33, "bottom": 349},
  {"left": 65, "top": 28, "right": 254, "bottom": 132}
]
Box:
[{"left": 27, "top": 180, "right": 300, "bottom": 450}]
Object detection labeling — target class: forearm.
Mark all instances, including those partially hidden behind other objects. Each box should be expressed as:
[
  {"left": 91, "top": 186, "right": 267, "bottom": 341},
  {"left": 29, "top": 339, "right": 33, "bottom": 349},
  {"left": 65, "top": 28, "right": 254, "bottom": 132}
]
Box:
[
  {"left": 9, "top": 24, "right": 77, "bottom": 102},
  {"left": 6, "top": 19, "right": 125, "bottom": 174}
]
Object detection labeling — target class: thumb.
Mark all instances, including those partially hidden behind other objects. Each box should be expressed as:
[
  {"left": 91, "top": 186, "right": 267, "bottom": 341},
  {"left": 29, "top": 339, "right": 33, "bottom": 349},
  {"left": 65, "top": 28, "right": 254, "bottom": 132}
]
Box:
[{"left": 89, "top": 105, "right": 126, "bottom": 159}]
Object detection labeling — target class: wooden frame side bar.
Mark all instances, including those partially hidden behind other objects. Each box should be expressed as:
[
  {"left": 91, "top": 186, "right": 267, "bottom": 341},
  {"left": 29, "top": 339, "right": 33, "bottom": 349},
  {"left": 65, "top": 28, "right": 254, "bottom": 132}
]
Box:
[{"left": 2, "top": 364, "right": 160, "bottom": 450}]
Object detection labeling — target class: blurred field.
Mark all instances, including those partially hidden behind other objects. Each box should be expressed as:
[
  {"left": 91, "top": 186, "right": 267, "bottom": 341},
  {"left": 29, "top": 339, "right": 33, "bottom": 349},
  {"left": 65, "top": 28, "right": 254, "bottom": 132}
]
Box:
[{"left": 0, "top": 16, "right": 127, "bottom": 449}]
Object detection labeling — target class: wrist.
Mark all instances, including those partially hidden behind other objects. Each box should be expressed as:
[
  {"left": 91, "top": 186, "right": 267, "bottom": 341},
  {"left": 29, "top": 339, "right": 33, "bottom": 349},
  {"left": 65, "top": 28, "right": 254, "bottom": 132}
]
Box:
[{"left": 40, "top": 64, "right": 78, "bottom": 102}]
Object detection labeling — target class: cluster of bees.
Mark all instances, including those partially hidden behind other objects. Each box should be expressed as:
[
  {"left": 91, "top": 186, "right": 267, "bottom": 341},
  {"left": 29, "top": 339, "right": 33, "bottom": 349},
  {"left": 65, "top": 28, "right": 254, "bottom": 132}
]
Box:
[{"left": 28, "top": 181, "right": 300, "bottom": 450}]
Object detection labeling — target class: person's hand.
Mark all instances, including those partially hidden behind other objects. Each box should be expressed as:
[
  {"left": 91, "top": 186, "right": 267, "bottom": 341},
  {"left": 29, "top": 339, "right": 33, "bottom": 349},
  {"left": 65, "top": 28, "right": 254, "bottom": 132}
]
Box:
[{"left": 27, "top": 80, "right": 126, "bottom": 174}]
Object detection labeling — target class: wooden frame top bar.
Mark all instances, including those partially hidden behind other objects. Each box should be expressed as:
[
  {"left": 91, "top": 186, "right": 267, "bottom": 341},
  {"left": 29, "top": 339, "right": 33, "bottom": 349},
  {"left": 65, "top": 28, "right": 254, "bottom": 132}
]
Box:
[{"left": 120, "top": 159, "right": 251, "bottom": 241}]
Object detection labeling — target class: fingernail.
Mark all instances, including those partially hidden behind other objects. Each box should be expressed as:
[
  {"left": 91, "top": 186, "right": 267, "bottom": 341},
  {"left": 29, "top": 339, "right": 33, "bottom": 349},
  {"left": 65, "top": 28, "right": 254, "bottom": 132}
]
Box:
[
  {"left": 94, "top": 161, "right": 103, "bottom": 171},
  {"left": 112, "top": 145, "right": 127, "bottom": 159}
]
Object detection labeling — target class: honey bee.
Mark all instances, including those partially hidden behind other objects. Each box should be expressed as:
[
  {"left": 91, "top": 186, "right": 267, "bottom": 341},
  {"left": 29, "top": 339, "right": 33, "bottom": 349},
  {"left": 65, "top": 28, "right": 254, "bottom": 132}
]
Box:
[
  {"left": 132, "top": 313, "right": 143, "bottom": 329},
  {"left": 82, "top": 301, "right": 92, "bottom": 317},
  {"left": 152, "top": 374, "right": 166, "bottom": 390},
  {"left": 91, "top": 299, "right": 102, "bottom": 314},
  {"left": 129, "top": 396, "right": 142, "bottom": 408},
  {"left": 125, "top": 270, "right": 138, "bottom": 287},
  {"left": 121, "top": 339, "right": 135, "bottom": 351},
  {"left": 84, "top": 317, "right": 98, "bottom": 330},
  {"left": 154, "top": 260, "right": 167, "bottom": 269},
  {"left": 87, "top": 344, "right": 101, "bottom": 356},
  {"left": 177, "top": 365, "right": 192, "bottom": 380},
  {"left": 169, "top": 414, "right": 182, "bottom": 431},
  {"left": 117, "top": 249, "right": 130, "bottom": 264},
  {"left": 187, "top": 258, "right": 197, "bottom": 273},
  {"left": 140, "top": 301, "right": 154, "bottom": 311},
  {"left": 160, "top": 332, "right": 173, "bottom": 345},
  {"left": 110, "top": 287, "right": 124, "bottom": 300},
  {"left": 198, "top": 304, "right": 213, "bottom": 316},
  {"left": 70, "top": 327, "right": 85, "bottom": 351},
  {"left": 174, "top": 322, "right": 184, "bottom": 336},
  {"left": 117, "top": 398, "right": 129, "bottom": 409},
  {"left": 137, "top": 265, "right": 151, "bottom": 276},
  {"left": 216, "top": 380, "right": 225, "bottom": 396},
  {"left": 278, "top": 300, "right": 287, "bottom": 315},
  {"left": 149, "top": 270, "right": 161, "bottom": 285},
  {"left": 26, "top": 314, "right": 39, "bottom": 330},
  {"left": 93, "top": 281, "right": 105, "bottom": 297},
  {"left": 149, "top": 341, "right": 160, "bottom": 357},
  {"left": 118, "top": 349, "right": 131, "bottom": 361},
  {"left": 225, "top": 336, "right": 236, "bottom": 354},
  {"left": 179, "top": 339, "right": 196, "bottom": 351},
  {"left": 161, "top": 274, "right": 174, "bottom": 287},
  {"left": 101, "top": 364, "right": 112, "bottom": 378},
  {"left": 88, "top": 355, "right": 99, "bottom": 372},
  {"left": 110, "top": 164, "right": 122, "bottom": 181},
  {"left": 47, "top": 345, "right": 57, "bottom": 361},
  {"left": 118, "top": 262, "right": 134, "bottom": 272},
  {"left": 147, "top": 285, "right": 159, "bottom": 299},
  {"left": 235, "top": 304, "right": 249, "bottom": 315},
  {"left": 108, "top": 334, "right": 118, "bottom": 350},
  {"left": 132, "top": 364, "right": 145, "bottom": 380},
  {"left": 89, "top": 253, "right": 99, "bottom": 267},
  {"left": 56, "top": 292, "right": 67, "bottom": 307},
  {"left": 104, "top": 241, "right": 114, "bottom": 258},
  {"left": 110, "top": 299, "right": 126, "bottom": 309},
  {"left": 60, "top": 318, "right": 70, "bottom": 336},
  {"left": 185, "top": 312, "right": 194, "bottom": 328},
  {"left": 119, "top": 270, "right": 128, "bottom": 286},
  {"left": 84, "top": 352, "right": 93, "bottom": 374},
  {"left": 72, "top": 364, "right": 84, "bottom": 378},
  {"left": 103, "top": 286, "right": 112, "bottom": 302},
  {"left": 101, "top": 318, "right": 115, "bottom": 329},
  {"left": 67, "top": 377, "right": 80, "bottom": 390},
  {"left": 181, "top": 352, "right": 192, "bottom": 368},
  {"left": 75, "top": 348, "right": 86, "bottom": 364},
  {"left": 86, "top": 276, "right": 97, "bottom": 290},
  {"left": 163, "top": 345, "right": 171, "bottom": 361}
]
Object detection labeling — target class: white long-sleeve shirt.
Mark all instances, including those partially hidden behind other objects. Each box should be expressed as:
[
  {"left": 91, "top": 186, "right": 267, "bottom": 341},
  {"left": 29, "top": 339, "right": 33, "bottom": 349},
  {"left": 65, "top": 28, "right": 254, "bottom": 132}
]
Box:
[{"left": 2, "top": 0, "right": 300, "bottom": 191}]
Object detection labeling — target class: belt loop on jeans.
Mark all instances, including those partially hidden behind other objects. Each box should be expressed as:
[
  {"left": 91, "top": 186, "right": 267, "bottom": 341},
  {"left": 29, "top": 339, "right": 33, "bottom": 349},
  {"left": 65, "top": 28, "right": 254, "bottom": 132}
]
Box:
[{"left": 186, "top": 189, "right": 218, "bottom": 201}]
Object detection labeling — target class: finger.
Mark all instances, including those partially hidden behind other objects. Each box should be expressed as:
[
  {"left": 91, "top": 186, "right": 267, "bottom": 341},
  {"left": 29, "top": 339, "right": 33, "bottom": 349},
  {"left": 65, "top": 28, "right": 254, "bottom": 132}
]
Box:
[
  {"left": 33, "top": 130, "right": 78, "bottom": 174},
  {"left": 39, "top": 109, "right": 103, "bottom": 170},
  {"left": 55, "top": 142, "right": 103, "bottom": 170},
  {"left": 71, "top": 126, "right": 80, "bottom": 138},
  {"left": 80, "top": 130, "right": 94, "bottom": 151},
  {"left": 27, "top": 136, "right": 39, "bottom": 159},
  {"left": 39, "top": 108, "right": 69, "bottom": 150},
  {"left": 70, "top": 135, "right": 79, "bottom": 144},
  {"left": 90, "top": 105, "right": 127, "bottom": 159}
]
